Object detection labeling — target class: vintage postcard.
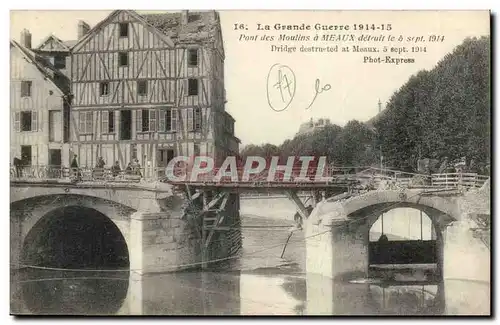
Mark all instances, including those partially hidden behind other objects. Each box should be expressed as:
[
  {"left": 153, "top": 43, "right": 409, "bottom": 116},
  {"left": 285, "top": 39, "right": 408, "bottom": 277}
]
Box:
[{"left": 9, "top": 9, "right": 490, "bottom": 316}]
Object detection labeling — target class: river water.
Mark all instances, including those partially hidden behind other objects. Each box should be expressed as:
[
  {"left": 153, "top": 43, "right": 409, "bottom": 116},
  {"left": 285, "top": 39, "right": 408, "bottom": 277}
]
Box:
[{"left": 10, "top": 202, "right": 490, "bottom": 315}]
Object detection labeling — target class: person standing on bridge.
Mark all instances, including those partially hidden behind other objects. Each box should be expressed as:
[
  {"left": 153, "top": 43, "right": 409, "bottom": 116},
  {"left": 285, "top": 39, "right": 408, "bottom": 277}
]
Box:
[
  {"left": 132, "top": 159, "right": 142, "bottom": 177},
  {"left": 111, "top": 161, "right": 121, "bottom": 177},
  {"left": 71, "top": 155, "right": 81, "bottom": 180},
  {"left": 13, "top": 157, "right": 22, "bottom": 178}
]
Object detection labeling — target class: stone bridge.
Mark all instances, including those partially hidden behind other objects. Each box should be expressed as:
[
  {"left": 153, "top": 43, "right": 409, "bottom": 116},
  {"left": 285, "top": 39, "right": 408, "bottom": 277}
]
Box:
[
  {"left": 305, "top": 182, "right": 490, "bottom": 314},
  {"left": 10, "top": 180, "right": 241, "bottom": 274},
  {"left": 10, "top": 177, "right": 490, "bottom": 303}
]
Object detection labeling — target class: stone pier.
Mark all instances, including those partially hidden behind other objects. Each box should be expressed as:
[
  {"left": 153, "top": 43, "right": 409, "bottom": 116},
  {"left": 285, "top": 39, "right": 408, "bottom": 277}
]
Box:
[
  {"left": 129, "top": 211, "right": 202, "bottom": 274},
  {"left": 305, "top": 200, "right": 368, "bottom": 280}
]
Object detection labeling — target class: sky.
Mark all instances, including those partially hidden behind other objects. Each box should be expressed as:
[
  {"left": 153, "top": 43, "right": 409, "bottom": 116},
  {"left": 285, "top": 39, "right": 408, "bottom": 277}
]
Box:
[{"left": 10, "top": 10, "right": 490, "bottom": 146}]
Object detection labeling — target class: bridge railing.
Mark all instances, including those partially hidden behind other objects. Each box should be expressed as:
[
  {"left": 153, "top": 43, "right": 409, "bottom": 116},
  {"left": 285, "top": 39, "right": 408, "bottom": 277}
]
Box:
[
  {"left": 10, "top": 164, "right": 489, "bottom": 189},
  {"left": 430, "top": 173, "right": 489, "bottom": 189}
]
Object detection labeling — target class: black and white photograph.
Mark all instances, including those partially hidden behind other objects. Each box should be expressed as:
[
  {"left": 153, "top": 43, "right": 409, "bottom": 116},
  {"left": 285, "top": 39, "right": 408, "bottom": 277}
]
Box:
[{"left": 8, "top": 8, "right": 491, "bottom": 316}]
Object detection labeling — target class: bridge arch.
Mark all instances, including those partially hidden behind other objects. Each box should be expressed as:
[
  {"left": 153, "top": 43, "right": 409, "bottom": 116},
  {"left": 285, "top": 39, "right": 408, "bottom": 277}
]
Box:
[
  {"left": 341, "top": 190, "right": 461, "bottom": 230},
  {"left": 306, "top": 190, "right": 465, "bottom": 280},
  {"left": 11, "top": 194, "right": 136, "bottom": 270}
]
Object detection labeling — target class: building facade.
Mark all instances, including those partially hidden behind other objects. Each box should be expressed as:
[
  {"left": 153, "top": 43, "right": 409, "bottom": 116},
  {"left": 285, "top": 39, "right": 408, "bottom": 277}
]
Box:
[
  {"left": 296, "top": 118, "right": 332, "bottom": 136},
  {"left": 10, "top": 30, "right": 71, "bottom": 169},
  {"left": 69, "top": 10, "right": 239, "bottom": 173}
]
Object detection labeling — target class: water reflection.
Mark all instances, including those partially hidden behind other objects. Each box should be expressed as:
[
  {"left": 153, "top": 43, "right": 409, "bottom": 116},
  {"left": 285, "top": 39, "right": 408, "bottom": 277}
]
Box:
[
  {"left": 13, "top": 267, "right": 452, "bottom": 315},
  {"left": 10, "top": 213, "right": 489, "bottom": 315},
  {"left": 12, "top": 269, "right": 129, "bottom": 315}
]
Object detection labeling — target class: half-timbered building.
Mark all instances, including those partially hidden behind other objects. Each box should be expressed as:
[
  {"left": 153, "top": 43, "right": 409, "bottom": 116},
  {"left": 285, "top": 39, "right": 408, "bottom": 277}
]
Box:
[
  {"left": 10, "top": 30, "right": 71, "bottom": 170},
  {"left": 70, "top": 10, "right": 239, "bottom": 173}
]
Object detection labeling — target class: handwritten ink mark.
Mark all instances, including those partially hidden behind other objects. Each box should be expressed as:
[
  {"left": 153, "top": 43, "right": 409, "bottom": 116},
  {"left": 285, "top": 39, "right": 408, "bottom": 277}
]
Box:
[
  {"left": 305, "top": 79, "right": 332, "bottom": 110},
  {"left": 266, "top": 63, "right": 296, "bottom": 112}
]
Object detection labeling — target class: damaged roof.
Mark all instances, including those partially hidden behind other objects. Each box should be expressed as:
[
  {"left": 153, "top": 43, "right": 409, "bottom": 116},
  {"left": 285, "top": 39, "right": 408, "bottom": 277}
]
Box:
[
  {"left": 141, "top": 11, "right": 219, "bottom": 44},
  {"left": 11, "top": 40, "right": 70, "bottom": 95}
]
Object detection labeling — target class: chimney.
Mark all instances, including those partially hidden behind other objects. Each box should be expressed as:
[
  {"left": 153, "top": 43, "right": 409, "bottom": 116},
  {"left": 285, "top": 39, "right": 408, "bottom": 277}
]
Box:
[
  {"left": 181, "top": 10, "right": 189, "bottom": 24},
  {"left": 20, "top": 29, "right": 32, "bottom": 49},
  {"left": 77, "top": 20, "right": 91, "bottom": 39}
]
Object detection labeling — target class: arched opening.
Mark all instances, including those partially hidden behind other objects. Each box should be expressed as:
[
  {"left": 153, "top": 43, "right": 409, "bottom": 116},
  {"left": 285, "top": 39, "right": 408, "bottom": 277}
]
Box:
[
  {"left": 367, "top": 207, "right": 440, "bottom": 283},
  {"left": 17, "top": 206, "right": 130, "bottom": 314},
  {"left": 22, "top": 206, "right": 129, "bottom": 269}
]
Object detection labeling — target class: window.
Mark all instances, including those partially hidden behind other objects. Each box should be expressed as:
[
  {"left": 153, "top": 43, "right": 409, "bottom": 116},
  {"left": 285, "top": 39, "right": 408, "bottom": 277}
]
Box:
[
  {"left": 136, "top": 109, "right": 157, "bottom": 132},
  {"left": 188, "top": 14, "right": 200, "bottom": 23},
  {"left": 137, "top": 80, "right": 147, "bottom": 96},
  {"left": 78, "top": 111, "right": 93, "bottom": 134},
  {"left": 108, "top": 111, "right": 115, "bottom": 133},
  {"left": 100, "top": 82, "right": 109, "bottom": 96},
  {"left": 21, "top": 81, "right": 32, "bottom": 97},
  {"left": 188, "top": 48, "right": 198, "bottom": 67},
  {"left": 188, "top": 78, "right": 198, "bottom": 96},
  {"left": 54, "top": 55, "right": 66, "bottom": 69},
  {"left": 142, "top": 109, "right": 149, "bottom": 132},
  {"left": 159, "top": 108, "right": 177, "bottom": 132},
  {"left": 21, "top": 112, "right": 35, "bottom": 132},
  {"left": 102, "top": 111, "right": 115, "bottom": 133},
  {"left": 187, "top": 108, "right": 194, "bottom": 131},
  {"left": 119, "top": 23, "right": 129, "bottom": 37},
  {"left": 186, "top": 107, "right": 202, "bottom": 132},
  {"left": 194, "top": 107, "right": 202, "bottom": 131},
  {"left": 119, "top": 52, "right": 128, "bottom": 66},
  {"left": 14, "top": 111, "right": 36, "bottom": 132}
]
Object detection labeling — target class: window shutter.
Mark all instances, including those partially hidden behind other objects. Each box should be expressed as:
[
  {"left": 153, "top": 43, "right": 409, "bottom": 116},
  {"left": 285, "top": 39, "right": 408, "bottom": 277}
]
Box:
[
  {"left": 136, "top": 109, "right": 142, "bottom": 133},
  {"left": 32, "top": 111, "right": 38, "bottom": 132},
  {"left": 79, "top": 112, "right": 85, "bottom": 133},
  {"left": 150, "top": 109, "right": 157, "bottom": 132},
  {"left": 159, "top": 109, "right": 165, "bottom": 132},
  {"left": 183, "top": 79, "right": 188, "bottom": 97},
  {"left": 172, "top": 109, "right": 178, "bottom": 132},
  {"left": 102, "top": 110, "right": 109, "bottom": 133},
  {"left": 187, "top": 108, "right": 194, "bottom": 131},
  {"left": 14, "top": 112, "right": 20, "bottom": 132},
  {"left": 86, "top": 112, "right": 93, "bottom": 134},
  {"left": 194, "top": 107, "right": 202, "bottom": 131}
]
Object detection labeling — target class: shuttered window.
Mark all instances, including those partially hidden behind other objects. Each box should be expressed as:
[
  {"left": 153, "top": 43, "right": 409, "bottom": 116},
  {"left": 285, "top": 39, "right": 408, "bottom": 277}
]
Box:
[
  {"left": 187, "top": 108, "right": 194, "bottom": 131},
  {"left": 14, "top": 113, "right": 20, "bottom": 132},
  {"left": 171, "top": 109, "right": 177, "bottom": 132},
  {"left": 101, "top": 111, "right": 115, "bottom": 133},
  {"left": 16, "top": 111, "right": 38, "bottom": 132},
  {"left": 194, "top": 107, "right": 202, "bottom": 131},
  {"left": 137, "top": 109, "right": 157, "bottom": 132},
  {"left": 149, "top": 109, "right": 156, "bottom": 132},
  {"left": 79, "top": 111, "right": 93, "bottom": 134},
  {"left": 102, "top": 110, "right": 108, "bottom": 133},
  {"left": 159, "top": 108, "right": 178, "bottom": 132}
]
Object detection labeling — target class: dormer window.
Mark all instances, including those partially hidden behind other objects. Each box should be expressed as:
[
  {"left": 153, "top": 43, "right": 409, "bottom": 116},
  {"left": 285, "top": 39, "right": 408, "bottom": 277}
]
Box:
[
  {"left": 54, "top": 55, "right": 66, "bottom": 69},
  {"left": 119, "top": 23, "right": 129, "bottom": 37}
]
